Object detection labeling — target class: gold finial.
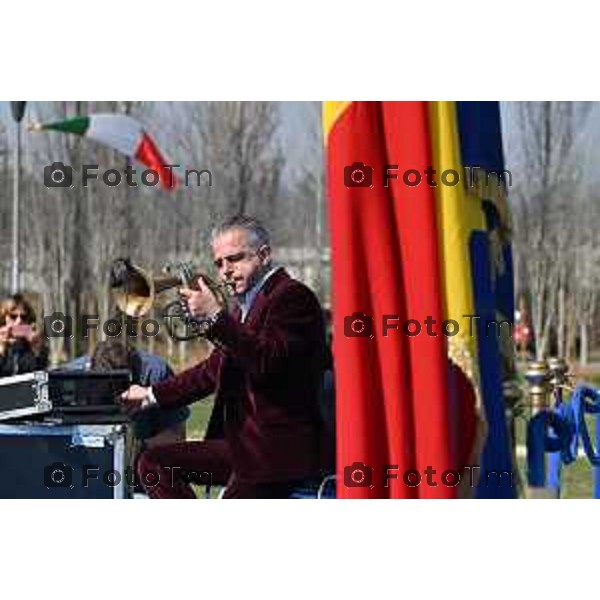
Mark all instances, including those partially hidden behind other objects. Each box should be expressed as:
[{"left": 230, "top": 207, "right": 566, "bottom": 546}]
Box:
[{"left": 524, "top": 360, "right": 552, "bottom": 414}]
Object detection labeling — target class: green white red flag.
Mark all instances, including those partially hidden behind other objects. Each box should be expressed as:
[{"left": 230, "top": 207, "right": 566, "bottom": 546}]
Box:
[{"left": 32, "top": 114, "right": 177, "bottom": 189}]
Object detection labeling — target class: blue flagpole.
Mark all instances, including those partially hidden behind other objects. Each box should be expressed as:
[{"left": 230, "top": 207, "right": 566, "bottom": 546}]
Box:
[
  {"left": 527, "top": 412, "right": 547, "bottom": 488},
  {"left": 546, "top": 378, "right": 564, "bottom": 496},
  {"left": 594, "top": 412, "right": 600, "bottom": 499},
  {"left": 525, "top": 361, "right": 558, "bottom": 497},
  {"left": 546, "top": 447, "right": 561, "bottom": 495}
]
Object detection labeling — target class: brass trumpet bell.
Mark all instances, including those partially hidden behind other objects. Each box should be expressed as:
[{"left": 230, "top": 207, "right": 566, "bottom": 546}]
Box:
[
  {"left": 112, "top": 263, "right": 185, "bottom": 318},
  {"left": 110, "top": 259, "right": 232, "bottom": 321}
]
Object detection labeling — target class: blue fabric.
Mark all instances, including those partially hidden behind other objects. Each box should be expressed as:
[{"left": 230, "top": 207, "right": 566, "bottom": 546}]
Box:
[
  {"left": 481, "top": 200, "right": 515, "bottom": 321},
  {"left": 456, "top": 102, "right": 505, "bottom": 173},
  {"left": 526, "top": 407, "right": 574, "bottom": 489},
  {"left": 136, "top": 350, "right": 174, "bottom": 386},
  {"left": 595, "top": 416, "right": 600, "bottom": 499},
  {"left": 470, "top": 231, "right": 516, "bottom": 498},
  {"left": 453, "top": 101, "right": 516, "bottom": 499},
  {"left": 571, "top": 387, "right": 600, "bottom": 466},
  {"left": 63, "top": 355, "right": 92, "bottom": 371},
  {"left": 526, "top": 386, "right": 600, "bottom": 497}
]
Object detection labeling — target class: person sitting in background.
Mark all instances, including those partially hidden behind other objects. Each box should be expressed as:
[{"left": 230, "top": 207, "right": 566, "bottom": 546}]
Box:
[
  {"left": 67, "top": 340, "right": 189, "bottom": 448},
  {"left": 0, "top": 294, "right": 48, "bottom": 377}
]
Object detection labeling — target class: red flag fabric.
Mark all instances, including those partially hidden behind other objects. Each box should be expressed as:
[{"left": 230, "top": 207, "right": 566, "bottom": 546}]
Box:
[
  {"left": 135, "top": 132, "right": 178, "bottom": 190},
  {"left": 325, "top": 101, "right": 460, "bottom": 498}
]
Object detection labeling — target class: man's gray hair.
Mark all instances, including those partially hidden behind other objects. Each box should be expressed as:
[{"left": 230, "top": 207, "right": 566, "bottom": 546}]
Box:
[{"left": 211, "top": 215, "right": 271, "bottom": 250}]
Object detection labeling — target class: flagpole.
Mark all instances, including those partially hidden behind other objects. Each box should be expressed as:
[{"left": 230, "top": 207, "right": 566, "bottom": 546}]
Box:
[
  {"left": 10, "top": 102, "right": 26, "bottom": 294},
  {"left": 120, "top": 100, "right": 134, "bottom": 352},
  {"left": 11, "top": 121, "right": 20, "bottom": 293}
]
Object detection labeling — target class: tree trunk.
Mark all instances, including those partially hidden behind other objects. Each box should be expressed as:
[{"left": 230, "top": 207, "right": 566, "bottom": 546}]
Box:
[
  {"left": 557, "top": 274, "right": 566, "bottom": 357},
  {"left": 580, "top": 322, "right": 589, "bottom": 366}
]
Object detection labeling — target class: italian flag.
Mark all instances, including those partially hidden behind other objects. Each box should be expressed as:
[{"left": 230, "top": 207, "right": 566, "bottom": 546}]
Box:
[{"left": 32, "top": 114, "right": 177, "bottom": 189}]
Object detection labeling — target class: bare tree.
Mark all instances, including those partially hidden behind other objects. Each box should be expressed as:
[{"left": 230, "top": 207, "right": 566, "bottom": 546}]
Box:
[
  {"left": 570, "top": 191, "right": 600, "bottom": 365},
  {"left": 194, "top": 101, "right": 284, "bottom": 218},
  {"left": 282, "top": 101, "right": 328, "bottom": 300},
  {"left": 511, "top": 101, "right": 592, "bottom": 360}
]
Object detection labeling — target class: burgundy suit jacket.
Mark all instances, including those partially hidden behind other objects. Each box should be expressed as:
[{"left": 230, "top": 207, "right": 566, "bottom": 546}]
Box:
[{"left": 153, "top": 268, "right": 330, "bottom": 483}]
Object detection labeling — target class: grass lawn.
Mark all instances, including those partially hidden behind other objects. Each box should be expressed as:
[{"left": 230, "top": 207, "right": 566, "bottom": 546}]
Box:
[
  {"left": 185, "top": 396, "right": 222, "bottom": 497},
  {"left": 514, "top": 455, "right": 594, "bottom": 499},
  {"left": 186, "top": 396, "right": 215, "bottom": 440},
  {"left": 514, "top": 414, "right": 597, "bottom": 498}
]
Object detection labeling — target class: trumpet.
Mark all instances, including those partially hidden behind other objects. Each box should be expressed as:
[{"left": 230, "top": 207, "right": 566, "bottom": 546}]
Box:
[{"left": 110, "top": 258, "right": 233, "bottom": 340}]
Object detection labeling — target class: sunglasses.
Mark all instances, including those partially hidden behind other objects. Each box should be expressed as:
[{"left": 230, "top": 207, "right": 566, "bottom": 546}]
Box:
[
  {"left": 213, "top": 250, "right": 257, "bottom": 270},
  {"left": 8, "top": 312, "right": 27, "bottom": 321}
]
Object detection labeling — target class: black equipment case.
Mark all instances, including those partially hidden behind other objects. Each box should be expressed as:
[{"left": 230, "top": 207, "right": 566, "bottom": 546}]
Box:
[
  {"left": 0, "top": 370, "right": 131, "bottom": 422},
  {"left": 0, "top": 372, "right": 51, "bottom": 421},
  {"left": 0, "top": 370, "right": 134, "bottom": 498},
  {"left": 0, "top": 422, "right": 133, "bottom": 499},
  {"left": 47, "top": 369, "right": 131, "bottom": 420}
]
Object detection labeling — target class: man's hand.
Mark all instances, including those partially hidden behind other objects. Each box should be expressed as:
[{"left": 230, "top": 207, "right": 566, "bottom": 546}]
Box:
[
  {"left": 120, "top": 385, "right": 152, "bottom": 412},
  {"left": 180, "top": 277, "right": 222, "bottom": 320}
]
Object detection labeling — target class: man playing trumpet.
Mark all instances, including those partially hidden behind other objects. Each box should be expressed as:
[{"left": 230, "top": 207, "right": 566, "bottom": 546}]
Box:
[{"left": 121, "top": 215, "right": 333, "bottom": 498}]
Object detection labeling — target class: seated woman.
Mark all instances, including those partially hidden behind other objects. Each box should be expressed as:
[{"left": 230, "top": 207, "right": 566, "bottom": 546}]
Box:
[{"left": 0, "top": 294, "right": 49, "bottom": 377}]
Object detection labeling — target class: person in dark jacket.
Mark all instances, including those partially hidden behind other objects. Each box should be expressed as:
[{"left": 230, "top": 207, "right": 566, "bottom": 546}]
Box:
[{"left": 0, "top": 294, "right": 48, "bottom": 377}]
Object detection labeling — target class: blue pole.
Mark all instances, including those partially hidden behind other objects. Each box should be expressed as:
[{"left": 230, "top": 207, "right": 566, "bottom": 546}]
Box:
[
  {"left": 527, "top": 413, "right": 547, "bottom": 488},
  {"left": 547, "top": 388, "right": 563, "bottom": 496},
  {"left": 546, "top": 450, "right": 561, "bottom": 495},
  {"left": 594, "top": 412, "right": 600, "bottom": 499}
]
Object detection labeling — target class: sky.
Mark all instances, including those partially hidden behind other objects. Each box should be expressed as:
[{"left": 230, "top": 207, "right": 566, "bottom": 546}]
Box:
[{"left": 2, "top": 101, "right": 600, "bottom": 188}]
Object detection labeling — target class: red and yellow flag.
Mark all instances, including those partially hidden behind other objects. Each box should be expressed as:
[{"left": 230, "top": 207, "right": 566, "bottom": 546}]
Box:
[{"left": 324, "top": 101, "right": 483, "bottom": 498}]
